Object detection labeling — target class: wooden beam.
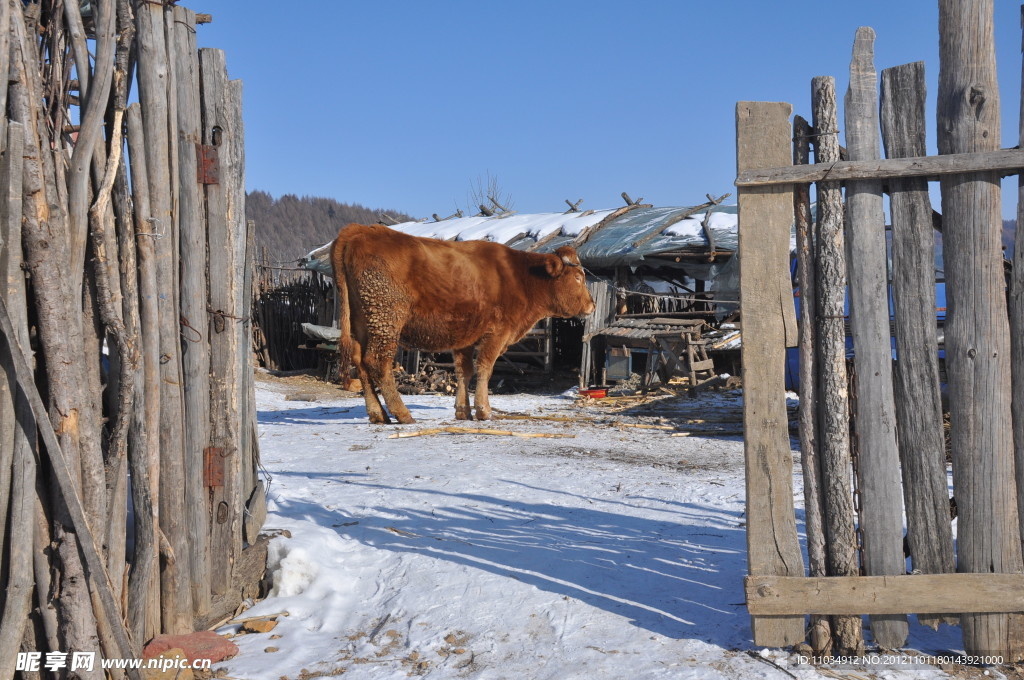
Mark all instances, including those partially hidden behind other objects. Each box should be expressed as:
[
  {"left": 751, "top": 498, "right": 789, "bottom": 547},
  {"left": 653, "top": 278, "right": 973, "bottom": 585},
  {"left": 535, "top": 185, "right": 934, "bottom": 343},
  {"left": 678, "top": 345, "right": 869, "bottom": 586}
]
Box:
[
  {"left": 746, "top": 574, "right": 1024, "bottom": 616},
  {"left": 734, "top": 147, "right": 1024, "bottom": 187},
  {"left": 736, "top": 100, "right": 805, "bottom": 648}
]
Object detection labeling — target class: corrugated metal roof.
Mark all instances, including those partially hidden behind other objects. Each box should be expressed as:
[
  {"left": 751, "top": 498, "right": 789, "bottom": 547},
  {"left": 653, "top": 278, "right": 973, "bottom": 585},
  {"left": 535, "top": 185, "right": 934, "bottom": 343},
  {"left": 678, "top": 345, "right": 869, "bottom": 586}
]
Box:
[{"left": 565, "top": 205, "right": 738, "bottom": 268}]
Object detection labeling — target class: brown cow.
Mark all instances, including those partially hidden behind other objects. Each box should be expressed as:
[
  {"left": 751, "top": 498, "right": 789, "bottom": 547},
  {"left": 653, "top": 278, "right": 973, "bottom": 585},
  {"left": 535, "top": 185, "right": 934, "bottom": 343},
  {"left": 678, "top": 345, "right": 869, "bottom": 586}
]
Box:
[{"left": 331, "top": 223, "right": 596, "bottom": 424}]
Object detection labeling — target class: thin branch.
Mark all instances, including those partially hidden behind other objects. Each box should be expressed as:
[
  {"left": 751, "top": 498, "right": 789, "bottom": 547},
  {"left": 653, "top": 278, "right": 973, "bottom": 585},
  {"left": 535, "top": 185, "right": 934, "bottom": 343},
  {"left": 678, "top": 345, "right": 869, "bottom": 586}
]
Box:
[{"left": 89, "top": 100, "right": 136, "bottom": 461}]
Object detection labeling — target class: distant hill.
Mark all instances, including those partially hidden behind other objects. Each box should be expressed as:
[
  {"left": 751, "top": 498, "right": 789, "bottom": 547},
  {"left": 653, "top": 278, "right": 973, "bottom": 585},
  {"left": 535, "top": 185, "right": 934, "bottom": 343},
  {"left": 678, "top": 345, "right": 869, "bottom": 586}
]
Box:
[{"left": 245, "top": 191, "right": 417, "bottom": 264}]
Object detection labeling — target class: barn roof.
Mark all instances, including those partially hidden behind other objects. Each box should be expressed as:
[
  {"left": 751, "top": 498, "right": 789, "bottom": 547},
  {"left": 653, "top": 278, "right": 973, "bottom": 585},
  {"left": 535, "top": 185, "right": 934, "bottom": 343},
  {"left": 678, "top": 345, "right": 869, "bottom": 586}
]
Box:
[{"left": 300, "top": 202, "right": 744, "bottom": 275}]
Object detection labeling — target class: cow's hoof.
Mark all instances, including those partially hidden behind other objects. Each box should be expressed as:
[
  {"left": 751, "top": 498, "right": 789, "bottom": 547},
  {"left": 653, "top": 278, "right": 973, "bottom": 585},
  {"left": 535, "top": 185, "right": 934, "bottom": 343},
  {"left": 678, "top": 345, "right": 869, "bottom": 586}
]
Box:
[
  {"left": 474, "top": 409, "right": 491, "bottom": 421},
  {"left": 368, "top": 413, "right": 391, "bottom": 425},
  {"left": 455, "top": 409, "right": 471, "bottom": 420},
  {"left": 397, "top": 415, "right": 416, "bottom": 425}
]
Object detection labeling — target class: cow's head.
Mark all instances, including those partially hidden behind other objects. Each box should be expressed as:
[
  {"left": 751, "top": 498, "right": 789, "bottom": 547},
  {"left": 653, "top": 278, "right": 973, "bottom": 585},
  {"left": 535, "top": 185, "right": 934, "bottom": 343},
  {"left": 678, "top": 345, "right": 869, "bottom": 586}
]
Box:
[{"left": 544, "top": 246, "right": 596, "bottom": 318}]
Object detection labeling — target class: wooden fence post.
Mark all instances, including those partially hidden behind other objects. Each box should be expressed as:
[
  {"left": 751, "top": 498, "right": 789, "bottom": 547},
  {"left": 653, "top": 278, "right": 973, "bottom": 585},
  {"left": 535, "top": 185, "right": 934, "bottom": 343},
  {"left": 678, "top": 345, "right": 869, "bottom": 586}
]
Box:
[
  {"left": 879, "top": 60, "right": 956, "bottom": 630},
  {"left": 136, "top": 0, "right": 193, "bottom": 634},
  {"left": 0, "top": 119, "right": 23, "bottom": 581},
  {"left": 938, "top": 0, "right": 1024, "bottom": 659},
  {"left": 736, "top": 100, "right": 805, "bottom": 648},
  {"left": 171, "top": 5, "right": 212, "bottom": 621},
  {"left": 843, "top": 26, "right": 908, "bottom": 649},
  {"left": 0, "top": 121, "right": 36, "bottom": 678},
  {"left": 811, "top": 75, "right": 863, "bottom": 656},
  {"left": 793, "top": 114, "right": 831, "bottom": 654},
  {"left": 1012, "top": 0, "right": 1024, "bottom": 595},
  {"left": 201, "top": 47, "right": 246, "bottom": 599},
  {"left": 125, "top": 102, "right": 162, "bottom": 640}
]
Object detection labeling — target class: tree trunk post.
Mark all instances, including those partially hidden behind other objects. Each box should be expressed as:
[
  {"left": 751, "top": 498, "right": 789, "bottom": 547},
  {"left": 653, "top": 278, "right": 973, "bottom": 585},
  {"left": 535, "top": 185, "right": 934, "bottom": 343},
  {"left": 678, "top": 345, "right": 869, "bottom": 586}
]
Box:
[
  {"left": 938, "top": 0, "right": 1024, "bottom": 659},
  {"left": 880, "top": 60, "right": 957, "bottom": 630},
  {"left": 843, "top": 26, "right": 908, "bottom": 650}
]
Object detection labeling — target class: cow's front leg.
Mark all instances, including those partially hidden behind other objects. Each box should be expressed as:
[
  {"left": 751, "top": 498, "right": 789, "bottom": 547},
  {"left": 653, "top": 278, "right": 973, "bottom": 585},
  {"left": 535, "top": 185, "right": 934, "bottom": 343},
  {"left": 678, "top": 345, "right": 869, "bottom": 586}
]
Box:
[
  {"left": 472, "top": 337, "right": 507, "bottom": 420},
  {"left": 452, "top": 347, "right": 475, "bottom": 420}
]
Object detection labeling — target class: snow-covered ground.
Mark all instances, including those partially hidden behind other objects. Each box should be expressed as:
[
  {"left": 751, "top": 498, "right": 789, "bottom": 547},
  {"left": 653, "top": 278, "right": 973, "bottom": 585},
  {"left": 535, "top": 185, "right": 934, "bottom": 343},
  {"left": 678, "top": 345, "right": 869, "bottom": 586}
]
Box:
[{"left": 215, "top": 379, "right": 973, "bottom": 679}]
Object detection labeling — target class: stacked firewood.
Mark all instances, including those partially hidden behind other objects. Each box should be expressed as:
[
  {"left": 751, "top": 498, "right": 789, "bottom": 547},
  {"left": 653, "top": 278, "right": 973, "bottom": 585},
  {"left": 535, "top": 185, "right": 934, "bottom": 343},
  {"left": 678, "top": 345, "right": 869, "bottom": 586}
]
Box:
[{"left": 397, "top": 366, "right": 458, "bottom": 395}]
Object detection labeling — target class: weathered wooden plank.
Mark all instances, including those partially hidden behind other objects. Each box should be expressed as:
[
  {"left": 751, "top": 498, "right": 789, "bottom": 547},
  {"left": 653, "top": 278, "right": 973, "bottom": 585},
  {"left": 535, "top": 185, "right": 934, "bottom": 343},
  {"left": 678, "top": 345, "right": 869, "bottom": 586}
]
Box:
[
  {"left": 747, "top": 574, "right": 1024, "bottom": 616},
  {"left": 811, "top": 75, "right": 862, "bottom": 656},
  {"left": 243, "top": 483, "right": 266, "bottom": 545},
  {"left": 843, "top": 26, "right": 907, "bottom": 649},
  {"left": 880, "top": 61, "right": 956, "bottom": 630},
  {"left": 736, "top": 100, "right": 805, "bottom": 648},
  {"left": 226, "top": 78, "right": 251, "bottom": 553},
  {"left": 735, "top": 147, "right": 1024, "bottom": 187},
  {"left": 241, "top": 219, "right": 259, "bottom": 528},
  {"left": 939, "top": 0, "right": 1024, "bottom": 660}
]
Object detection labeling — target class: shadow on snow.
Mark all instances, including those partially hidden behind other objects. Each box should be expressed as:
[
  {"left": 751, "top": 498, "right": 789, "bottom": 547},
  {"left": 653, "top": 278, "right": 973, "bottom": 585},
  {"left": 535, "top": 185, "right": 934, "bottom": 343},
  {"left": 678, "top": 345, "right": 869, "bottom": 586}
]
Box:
[
  {"left": 258, "top": 400, "right": 448, "bottom": 426},
  {"left": 270, "top": 475, "right": 752, "bottom": 646}
]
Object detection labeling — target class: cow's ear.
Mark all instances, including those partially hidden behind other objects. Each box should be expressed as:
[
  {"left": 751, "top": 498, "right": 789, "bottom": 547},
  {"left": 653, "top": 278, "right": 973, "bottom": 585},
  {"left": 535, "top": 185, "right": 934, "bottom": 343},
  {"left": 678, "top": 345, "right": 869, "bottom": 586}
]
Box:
[{"left": 545, "top": 255, "right": 564, "bottom": 277}]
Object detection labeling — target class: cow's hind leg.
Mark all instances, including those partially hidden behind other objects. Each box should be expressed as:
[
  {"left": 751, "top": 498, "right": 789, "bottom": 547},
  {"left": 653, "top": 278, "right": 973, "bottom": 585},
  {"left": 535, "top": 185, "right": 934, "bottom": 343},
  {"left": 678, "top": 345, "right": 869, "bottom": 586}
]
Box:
[
  {"left": 362, "top": 337, "right": 415, "bottom": 425},
  {"left": 351, "top": 339, "right": 390, "bottom": 424},
  {"left": 452, "top": 347, "right": 475, "bottom": 420}
]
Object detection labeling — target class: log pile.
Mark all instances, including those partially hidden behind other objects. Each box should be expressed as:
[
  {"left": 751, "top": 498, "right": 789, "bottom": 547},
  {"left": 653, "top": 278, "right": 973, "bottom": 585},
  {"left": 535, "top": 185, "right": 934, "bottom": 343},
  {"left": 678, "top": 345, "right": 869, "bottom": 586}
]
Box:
[{"left": 397, "top": 366, "right": 457, "bottom": 395}]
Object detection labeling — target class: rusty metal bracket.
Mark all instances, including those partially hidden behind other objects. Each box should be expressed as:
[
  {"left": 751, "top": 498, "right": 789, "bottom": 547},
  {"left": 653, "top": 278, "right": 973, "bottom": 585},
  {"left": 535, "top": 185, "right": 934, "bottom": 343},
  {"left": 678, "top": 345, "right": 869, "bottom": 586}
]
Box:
[
  {"left": 204, "top": 446, "right": 225, "bottom": 487},
  {"left": 196, "top": 143, "right": 220, "bottom": 184}
]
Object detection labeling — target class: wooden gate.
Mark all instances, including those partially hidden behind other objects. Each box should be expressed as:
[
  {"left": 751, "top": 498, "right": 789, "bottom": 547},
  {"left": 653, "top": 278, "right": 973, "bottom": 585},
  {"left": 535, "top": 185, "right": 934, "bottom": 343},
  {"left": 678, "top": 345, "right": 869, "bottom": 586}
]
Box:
[
  {"left": 0, "top": 3, "right": 262, "bottom": 675},
  {"left": 737, "top": 1, "right": 1024, "bottom": 659}
]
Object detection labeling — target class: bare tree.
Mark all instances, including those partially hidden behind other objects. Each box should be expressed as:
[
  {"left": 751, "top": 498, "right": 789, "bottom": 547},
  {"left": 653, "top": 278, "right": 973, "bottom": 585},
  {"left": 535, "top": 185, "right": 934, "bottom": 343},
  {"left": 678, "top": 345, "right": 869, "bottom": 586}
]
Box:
[{"left": 467, "top": 171, "right": 514, "bottom": 216}]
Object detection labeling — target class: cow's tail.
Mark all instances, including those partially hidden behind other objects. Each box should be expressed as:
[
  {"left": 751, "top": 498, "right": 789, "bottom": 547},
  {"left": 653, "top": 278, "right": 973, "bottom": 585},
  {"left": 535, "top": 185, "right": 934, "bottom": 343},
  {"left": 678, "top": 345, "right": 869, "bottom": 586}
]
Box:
[{"left": 331, "top": 238, "right": 356, "bottom": 388}]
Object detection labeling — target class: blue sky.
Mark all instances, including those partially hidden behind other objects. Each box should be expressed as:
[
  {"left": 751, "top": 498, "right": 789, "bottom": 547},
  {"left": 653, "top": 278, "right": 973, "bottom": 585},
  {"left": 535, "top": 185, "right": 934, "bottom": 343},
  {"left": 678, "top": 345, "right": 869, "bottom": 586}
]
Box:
[{"left": 196, "top": 1, "right": 1023, "bottom": 219}]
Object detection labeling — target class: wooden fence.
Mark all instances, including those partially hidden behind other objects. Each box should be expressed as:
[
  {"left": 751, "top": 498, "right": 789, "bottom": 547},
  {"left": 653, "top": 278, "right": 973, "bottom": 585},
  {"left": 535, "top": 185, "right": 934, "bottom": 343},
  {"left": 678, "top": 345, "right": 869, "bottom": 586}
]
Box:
[
  {"left": 0, "top": 2, "right": 262, "bottom": 676},
  {"left": 738, "top": 0, "right": 1024, "bottom": 660},
  {"left": 252, "top": 255, "right": 336, "bottom": 372}
]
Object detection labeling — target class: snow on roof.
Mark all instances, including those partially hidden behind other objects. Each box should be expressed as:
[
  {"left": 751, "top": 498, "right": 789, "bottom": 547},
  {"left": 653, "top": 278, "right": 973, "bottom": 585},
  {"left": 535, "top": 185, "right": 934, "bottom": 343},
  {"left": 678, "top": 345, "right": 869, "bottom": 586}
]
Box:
[
  {"left": 301, "top": 203, "right": 744, "bottom": 275},
  {"left": 394, "top": 209, "right": 618, "bottom": 242}
]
